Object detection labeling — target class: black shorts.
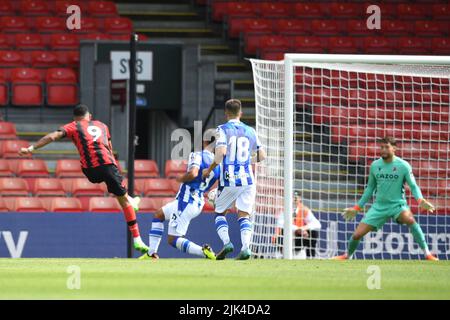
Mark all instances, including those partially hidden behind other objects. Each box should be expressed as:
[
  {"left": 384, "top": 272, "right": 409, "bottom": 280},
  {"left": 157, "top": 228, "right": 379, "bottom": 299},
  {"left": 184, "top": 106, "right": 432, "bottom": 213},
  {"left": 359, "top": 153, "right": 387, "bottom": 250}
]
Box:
[{"left": 82, "top": 164, "right": 127, "bottom": 197}]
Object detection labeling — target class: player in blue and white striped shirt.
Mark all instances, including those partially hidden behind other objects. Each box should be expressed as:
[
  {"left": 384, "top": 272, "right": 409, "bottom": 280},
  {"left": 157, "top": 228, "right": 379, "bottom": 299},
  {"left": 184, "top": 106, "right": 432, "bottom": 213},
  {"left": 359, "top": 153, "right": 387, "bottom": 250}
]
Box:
[
  {"left": 203, "top": 99, "right": 266, "bottom": 260},
  {"left": 140, "top": 129, "right": 220, "bottom": 260}
]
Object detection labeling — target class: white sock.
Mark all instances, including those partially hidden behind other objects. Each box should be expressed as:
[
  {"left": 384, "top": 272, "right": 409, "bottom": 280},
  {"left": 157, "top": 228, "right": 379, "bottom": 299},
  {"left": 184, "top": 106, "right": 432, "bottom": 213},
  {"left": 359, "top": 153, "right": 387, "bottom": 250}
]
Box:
[
  {"left": 148, "top": 218, "right": 164, "bottom": 254},
  {"left": 238, "top": 217, "right": 252, "bottom": 251},
  {"left": 215, "top": 214, "right": 230, "bottom": 245},
  {"left": 174, "top": 237, "right": 204, "bottom": 257}
]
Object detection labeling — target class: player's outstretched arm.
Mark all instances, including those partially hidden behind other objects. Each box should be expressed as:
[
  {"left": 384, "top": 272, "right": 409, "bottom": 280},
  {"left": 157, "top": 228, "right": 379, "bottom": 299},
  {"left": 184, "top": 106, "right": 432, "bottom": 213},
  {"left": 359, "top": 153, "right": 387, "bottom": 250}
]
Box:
[
  {"left": 404, "top": 164, "right": 435, "bottom": 213},
  {"left": 202, "top": 145, "right": 226, "bottom": 179},
  {"left": 18, "top": 130, "right": 64, "bottom": 156},
  {"left": 342, "top": 164, "right": 376, "bottom": 221}
]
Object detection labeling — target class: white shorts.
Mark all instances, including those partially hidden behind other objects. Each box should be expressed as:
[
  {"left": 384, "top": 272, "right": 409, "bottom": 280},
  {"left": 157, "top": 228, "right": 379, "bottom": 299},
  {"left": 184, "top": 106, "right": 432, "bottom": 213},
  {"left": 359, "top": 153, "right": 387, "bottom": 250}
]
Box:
[
  {"left": 162, "top": 199, "right": 203, "bottom": 236},
  {"left": 215, "top": 185, "right": 256, "bottom": 214}
]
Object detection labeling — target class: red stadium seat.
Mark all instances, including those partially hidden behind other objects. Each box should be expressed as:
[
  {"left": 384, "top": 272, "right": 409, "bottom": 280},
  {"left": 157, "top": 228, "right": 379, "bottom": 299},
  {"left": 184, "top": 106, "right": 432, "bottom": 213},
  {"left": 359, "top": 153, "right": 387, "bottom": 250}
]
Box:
[
  {"left": 0, "top": 139, "right": 30, "bottom": 158},
  {"left": 165, "top": 159, "right": 187, "bottom": 178},
  {"left": 69, "top": 178, "right": 106, "bottom": 197},
  {"left": 87, "top": 1, "right": 118, "bottom": 17},
  {"left": 0, "top": 159, "right": 13, "bottom": 176},
  {"left": 212, "top": 2, "right": 255, "bottom": 22},
  {"left": 228, "top": 18, "right": 272, "bottom": 39},
  {"left": 46, "top": 68, "right": 78, "bottom": 106},
  {"left": 31, "top": 50, "right": 59, "bottom": 68},
  {"left": 10, "top": 197, "right": 45, "bottom": 212},
  {"left": 0, "top": 51, "right": 25, "bottom": 68},
  {"left": 35, "top": 16, "right": 65, "bottom": 33},
  {"left": 123, "top": 178, "right": 145, "bottom": 195},
  {"left": 19, "top": 0, "right": 51, "bottom": 16},
  {"left": 134, "top": 159, "right": 159, "bottom": 178},
  {"left": 293, "top": 3, "right": 323, "bottom": 18},
  {"left": 0, "top": 122, "right": 17, "bottom": 139},
  {"left": 258, "top": 2, "right": 292, "bottom": 18},
  {"left": 55, "top": 159, "right": 83, "bottom": 178},
  {"left": 397, "top": 37, "right": 429, "bottom": 55},
  {"left": 273, "top": 20, "right": 310, "bottom": 36},
  {"left": 0, "top": 34, "right": 10, "bottom": 49},
  {"left": 11, "top": 68, "right": 42, "bottom": 106},
  {"left": 80, "top": 33, "right": 112, "bottom": 41},
  {"left": 0, "top": 177, "right": 30, "bottom": 196},
  {"left": 54, "top": 1, "right": 86, "bottom": 16},
  {"left": 44, "top": 197, "right": 83, "bottom": 212},
  {"left": 170, "top": 179, "right": 180, "bottom": 194},
  {"left": 0, "top": 16, "right": 29, "bottom": 33},
  {"left": 431, "top": 38, "right": 450, "bottom": 55},
  {"left": 397, "top": 4, "right": 427, "bottom": 20},
  {"left": 256, "top": 35, "right": 290, "bottom": 56},
  {"left": 50, "top": 33, "right": 80, "bottom": 50},
  {"left": 88, "top": 197, "right": 122, "bottom": 213},
  {"left": 432, "top": 4, "right": 450, "bottom": 20},
  {"left": 409, "top": 160, "right": 449, "bottom": 178},
  {"left": 33, "top": 178, "right": 65, "bottom": 196},
  {"left": 328, "top": 3, "right": 362, "bottom": 18},
  {"left": 415, "top": 21, "right": 447, "bottom": 37},
  {"left": 14, "top": 159, "right": 49, "bottom": 177},
  {"left": 260, "top": 50, "right": 285, "bottom": 61},
  {"left": 14, "top": 33, "right": 45, "bottom": 50},
  {"left": 55, "top": 50, "right": 79, "bottom": 67},
  {"left": 0, "top": 71, "right": 6, "bottom": 105},
  {"left": 346, "top": 20, "right": 373, "bottom": 36},
  {"left": 0, "top": 2, "right": 14, "bottom": 16},
  {"left": 363, "top": 37, "right": 395, "bottom": 54},
  {"left": 328, "top": 37, "right": 359, "bottom": 54},
  {"left": 103, "top": 17, "right": 133, "bottom": 35},
  {"left": 0, "top": 197, "right": 8, "bottom": 211},
  {"left": 74, "top": 17, "right": 99, "bottom": 34},
  {"left": 143, "top": 178, "right": 175, "bottom": 197},
  {"left": 136, "top": 197, "right": 161, "bottom": 213},
  {"left": 311, "top": 20, "right": 342, "bottom": 36},
  {"left": 292, "top": 36, "right": 325, "bottom": 53},
  {"left": 381, "top": 20, "right": 410, "bottom": 36}
]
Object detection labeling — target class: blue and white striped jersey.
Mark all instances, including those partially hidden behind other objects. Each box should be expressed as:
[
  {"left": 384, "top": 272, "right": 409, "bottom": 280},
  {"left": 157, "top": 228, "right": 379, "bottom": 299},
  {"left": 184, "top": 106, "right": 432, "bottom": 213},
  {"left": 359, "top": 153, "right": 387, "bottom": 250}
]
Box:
[
  {"left": 216, "top": 119, "right": 260, "bottom": 187},
  {"left": 175, "top": 150, "right": 219, "bottom": 211}
]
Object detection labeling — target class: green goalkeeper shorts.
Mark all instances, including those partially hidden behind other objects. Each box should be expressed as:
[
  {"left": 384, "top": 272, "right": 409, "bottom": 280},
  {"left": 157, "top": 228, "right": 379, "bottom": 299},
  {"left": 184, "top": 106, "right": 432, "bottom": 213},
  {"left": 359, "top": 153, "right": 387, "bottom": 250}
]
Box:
[{"left": 361, "top": 203, "right": 410, "bottom": 231}]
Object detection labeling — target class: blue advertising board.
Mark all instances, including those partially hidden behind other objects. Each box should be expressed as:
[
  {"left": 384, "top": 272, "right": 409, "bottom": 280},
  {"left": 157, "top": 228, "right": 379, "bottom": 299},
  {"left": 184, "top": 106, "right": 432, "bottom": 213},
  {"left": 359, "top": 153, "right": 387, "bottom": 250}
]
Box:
[{"left": 0, "top": 213, "right": 242, "bottom": 258}]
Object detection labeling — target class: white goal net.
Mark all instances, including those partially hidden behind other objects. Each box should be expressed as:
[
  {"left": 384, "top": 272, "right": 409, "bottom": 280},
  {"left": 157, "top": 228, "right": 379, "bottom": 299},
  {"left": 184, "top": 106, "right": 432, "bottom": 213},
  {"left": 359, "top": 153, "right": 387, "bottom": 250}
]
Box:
[{"left": 250, "top": 54, "right": 450, "bottom": 260}]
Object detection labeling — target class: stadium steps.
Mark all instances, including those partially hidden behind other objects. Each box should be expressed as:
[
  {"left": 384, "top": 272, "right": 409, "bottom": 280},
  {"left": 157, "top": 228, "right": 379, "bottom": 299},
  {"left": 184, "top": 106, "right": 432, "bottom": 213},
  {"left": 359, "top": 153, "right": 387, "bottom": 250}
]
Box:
[{"left": 118, "top": 1, "right": 256, "bottom": 127}]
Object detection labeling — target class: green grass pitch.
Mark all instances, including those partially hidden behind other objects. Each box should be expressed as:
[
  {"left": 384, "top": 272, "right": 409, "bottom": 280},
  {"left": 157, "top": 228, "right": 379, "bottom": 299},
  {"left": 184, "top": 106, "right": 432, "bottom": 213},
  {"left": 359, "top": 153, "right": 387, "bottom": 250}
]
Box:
[{"left": 0, "top": 259, "right": 449, "bottom": 299}]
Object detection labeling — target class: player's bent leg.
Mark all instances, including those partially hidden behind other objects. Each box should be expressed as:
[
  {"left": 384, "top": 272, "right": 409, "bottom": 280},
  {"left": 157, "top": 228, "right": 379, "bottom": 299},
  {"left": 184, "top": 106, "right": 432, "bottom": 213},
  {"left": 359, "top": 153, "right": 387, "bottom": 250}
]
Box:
[
  {"left": 397, "top": 210, "right": 438, "bottom": 261},
  {"left": 167, "top": 235, "right": 216, "bottom": 260},
  {"left": 333, "top": 223, "right": 373, "bottom": 260},
  {"left": 116, "top": 194, "right": 149, "bottom": 254},
  {"left": 236, "top": 210, "right": 252, "bottom": 260},
  {"left": 147, "top": 208, "right": 165, "bottom": 257},
  {"left": 215, "top": 212, "right": 234, "bottom": 260}
]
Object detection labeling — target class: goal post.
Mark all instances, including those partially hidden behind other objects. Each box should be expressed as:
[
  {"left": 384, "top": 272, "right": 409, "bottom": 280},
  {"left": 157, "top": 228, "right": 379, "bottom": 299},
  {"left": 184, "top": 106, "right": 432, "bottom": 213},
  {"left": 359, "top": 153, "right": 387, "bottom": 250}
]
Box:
[{"left": 250, "top": 54, "right": 450, "bottom": 260}]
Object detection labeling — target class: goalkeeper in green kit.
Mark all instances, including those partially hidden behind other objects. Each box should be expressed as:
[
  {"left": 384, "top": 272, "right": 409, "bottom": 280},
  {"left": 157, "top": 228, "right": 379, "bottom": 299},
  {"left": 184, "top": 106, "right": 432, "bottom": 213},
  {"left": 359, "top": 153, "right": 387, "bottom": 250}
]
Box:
[{"left": 334, "top": 136, "right": 438, "bottom": 261}]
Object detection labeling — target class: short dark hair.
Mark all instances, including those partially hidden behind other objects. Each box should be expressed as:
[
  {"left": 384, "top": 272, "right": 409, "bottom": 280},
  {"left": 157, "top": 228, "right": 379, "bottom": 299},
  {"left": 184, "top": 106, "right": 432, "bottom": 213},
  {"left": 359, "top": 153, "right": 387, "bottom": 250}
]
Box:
[
  {"left": 225, "top": 99, "right": 241, "bottom": 116},
  {"left": 379, "top": 136, "right": 397, "bottom": 146},
  {"left": 73, "top": 104, "right": 89, "bottom": 117},
  {"left": 203, "top": 128, "right": 216, "bottom": 144}
]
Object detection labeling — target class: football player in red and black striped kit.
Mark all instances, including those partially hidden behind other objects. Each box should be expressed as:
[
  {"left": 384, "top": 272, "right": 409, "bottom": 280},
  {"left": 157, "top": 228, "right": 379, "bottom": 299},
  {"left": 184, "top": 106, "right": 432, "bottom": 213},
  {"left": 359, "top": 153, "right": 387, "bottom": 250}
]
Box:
[{"left": 19, "top": 104, "right": 149, "bottom": 254}]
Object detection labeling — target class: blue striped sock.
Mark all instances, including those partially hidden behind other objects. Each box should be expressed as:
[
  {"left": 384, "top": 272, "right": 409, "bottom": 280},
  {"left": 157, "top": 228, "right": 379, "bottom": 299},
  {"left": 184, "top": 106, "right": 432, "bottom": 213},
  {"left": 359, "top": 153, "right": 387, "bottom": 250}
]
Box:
[
  {"left": 215, "top": 214, "right": 230, "bottom": 245},
  {"left": 171, "top": 236, "right": 203, "bottom": 257},
  {"left": 238, "top": 217, "right": 252, "bottom": 251},
  {"left": 148, "top": 217, "right": 164, "bottom": 254}
]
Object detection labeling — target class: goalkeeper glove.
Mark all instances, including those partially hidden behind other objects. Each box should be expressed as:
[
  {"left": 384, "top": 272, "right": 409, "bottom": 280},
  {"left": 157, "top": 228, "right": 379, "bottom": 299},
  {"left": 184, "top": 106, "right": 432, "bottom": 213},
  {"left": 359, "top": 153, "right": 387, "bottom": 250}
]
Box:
[
  {"left": 418, "top": 199, "right": 435, "bottom": 213},
  {"left": 341, "top": 205, "right": 361, "bottom": 221}
]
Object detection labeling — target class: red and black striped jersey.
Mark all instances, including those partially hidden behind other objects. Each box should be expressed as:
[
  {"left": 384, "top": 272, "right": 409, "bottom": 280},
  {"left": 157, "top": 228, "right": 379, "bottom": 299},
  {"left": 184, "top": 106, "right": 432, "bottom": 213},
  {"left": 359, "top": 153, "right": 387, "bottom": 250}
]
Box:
[{"left": 60, "top": 119, "right": 117, "bottom": 169}]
